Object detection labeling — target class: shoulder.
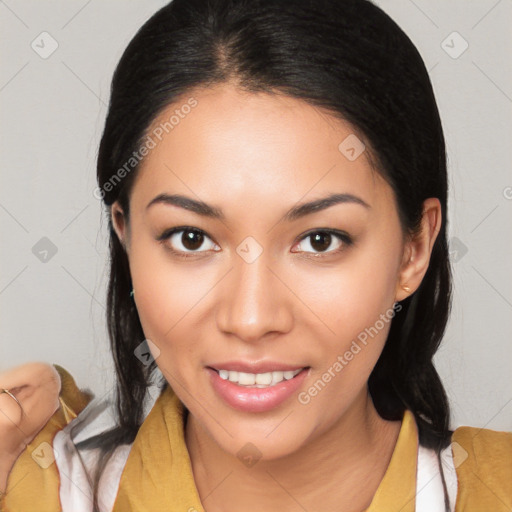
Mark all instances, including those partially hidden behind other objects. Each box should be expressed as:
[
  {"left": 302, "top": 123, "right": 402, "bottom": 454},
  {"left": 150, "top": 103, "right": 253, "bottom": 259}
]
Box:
[
  {"left": 452, "top": 424, "right": 512, "bottom": 510},
  {"left": 1, "top": 364, "right": 94, "bottom": 511},
  {"left": 452, "top": 424, "right": 512, "bottom": 472}
]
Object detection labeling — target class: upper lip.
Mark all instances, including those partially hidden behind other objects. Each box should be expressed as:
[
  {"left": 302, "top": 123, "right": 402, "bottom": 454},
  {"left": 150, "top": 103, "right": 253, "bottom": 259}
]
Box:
[{"left": 208, "top": 361, "right": 308, "bottom": 373}]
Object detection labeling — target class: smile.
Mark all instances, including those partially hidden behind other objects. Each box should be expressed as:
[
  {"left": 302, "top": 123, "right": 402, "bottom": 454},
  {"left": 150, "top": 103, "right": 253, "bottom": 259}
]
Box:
[
  {"left": 215, "top": 368, "right": 303, "bottom": 388},
  {"left": 207, "top": 366, "right": 310, "bottom": 413}
]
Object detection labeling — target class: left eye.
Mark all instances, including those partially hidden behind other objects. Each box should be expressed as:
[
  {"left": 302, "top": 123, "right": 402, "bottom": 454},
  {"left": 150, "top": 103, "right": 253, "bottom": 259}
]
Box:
[{"left": 293, "top": 230, "right": 352, "bottom": 255}]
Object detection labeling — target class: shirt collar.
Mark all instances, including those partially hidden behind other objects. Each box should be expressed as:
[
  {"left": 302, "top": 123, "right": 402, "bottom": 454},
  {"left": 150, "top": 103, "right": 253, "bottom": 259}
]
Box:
[{"left": 365, "top": 408, "right": 418, "bottom": 512}]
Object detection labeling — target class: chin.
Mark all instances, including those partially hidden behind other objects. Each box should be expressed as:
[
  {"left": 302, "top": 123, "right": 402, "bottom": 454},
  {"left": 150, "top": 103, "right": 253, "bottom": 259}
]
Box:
[{"left": 208, "top": 417, "right": 312, "bottom": 463}]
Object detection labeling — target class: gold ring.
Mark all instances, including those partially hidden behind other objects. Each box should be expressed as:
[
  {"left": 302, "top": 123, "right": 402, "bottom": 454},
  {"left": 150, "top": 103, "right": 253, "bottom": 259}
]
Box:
[{"left": 1, "top": 388, "right": 22, "bottom": 409}]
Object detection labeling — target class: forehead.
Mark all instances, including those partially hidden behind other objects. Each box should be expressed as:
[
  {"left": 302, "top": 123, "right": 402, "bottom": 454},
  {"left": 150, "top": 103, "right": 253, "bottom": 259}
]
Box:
[{"left": 131, "top": 83, "right": 392, "bottom": 218}]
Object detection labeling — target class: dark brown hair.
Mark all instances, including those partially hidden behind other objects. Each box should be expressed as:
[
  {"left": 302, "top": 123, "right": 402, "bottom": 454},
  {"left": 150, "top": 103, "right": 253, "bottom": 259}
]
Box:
[{"left": 79, "top": 1, "right": 454, "bottom": 509}]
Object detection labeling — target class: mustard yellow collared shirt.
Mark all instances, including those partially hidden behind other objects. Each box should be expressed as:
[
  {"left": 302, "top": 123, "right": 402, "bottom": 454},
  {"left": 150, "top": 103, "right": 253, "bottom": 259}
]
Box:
[{"left": 2, "top": 365, "right": 512, "bottom": 511}]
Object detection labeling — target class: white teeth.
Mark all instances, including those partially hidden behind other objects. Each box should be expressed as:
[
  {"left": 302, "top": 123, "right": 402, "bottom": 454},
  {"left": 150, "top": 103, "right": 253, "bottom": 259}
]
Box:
[
  {"left": 217, "top": 368, "right": 303, "bottom": 387},
  {"left": 255, "top": 372, "right": 272, "bottom": 385},
  {"left": 238, "top": 372, "right": 256, "bottom": 385},
  {"left": 271, "top": 371, "right": 284, "bottom": 386}
]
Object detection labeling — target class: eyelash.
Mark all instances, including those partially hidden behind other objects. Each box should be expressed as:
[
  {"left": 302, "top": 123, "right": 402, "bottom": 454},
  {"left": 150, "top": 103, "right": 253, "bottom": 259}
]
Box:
[{"left": 157, "top": 226, "right": 354, "bottom": 260}]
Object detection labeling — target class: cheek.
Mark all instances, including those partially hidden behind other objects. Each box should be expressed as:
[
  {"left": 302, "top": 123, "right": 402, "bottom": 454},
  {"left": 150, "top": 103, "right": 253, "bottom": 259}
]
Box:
[
  {"left": 342, "top": 228, "right": 401, "bottom": 320},
  {"left": 304, "top": 246, "right": 399, "bottom": 347},
  {"left": 297, "top": 235, "right": 401, "bottom": 399},
  {"left": 300, "top": 285, "right": 396, "bottom": 423},
  {"left": 128, "top": 239, "right": 218, "bottom": 361}
]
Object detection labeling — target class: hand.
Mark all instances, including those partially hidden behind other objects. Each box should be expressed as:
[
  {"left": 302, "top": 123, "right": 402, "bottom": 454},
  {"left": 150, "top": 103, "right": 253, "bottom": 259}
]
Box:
[{"left": 0, "top": 362, "right": 61, "bottom": 493}]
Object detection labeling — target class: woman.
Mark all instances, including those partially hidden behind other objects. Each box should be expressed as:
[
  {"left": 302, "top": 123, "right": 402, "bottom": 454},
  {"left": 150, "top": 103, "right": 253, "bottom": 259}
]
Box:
[{"left": 1, "top": 0, "right": 511, "bottom": 510}]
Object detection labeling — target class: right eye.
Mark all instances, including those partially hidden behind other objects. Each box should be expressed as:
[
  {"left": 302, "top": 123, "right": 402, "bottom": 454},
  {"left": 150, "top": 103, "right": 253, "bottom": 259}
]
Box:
[{"left": 157, "top": 226, "right": 219, "bottom": 259}]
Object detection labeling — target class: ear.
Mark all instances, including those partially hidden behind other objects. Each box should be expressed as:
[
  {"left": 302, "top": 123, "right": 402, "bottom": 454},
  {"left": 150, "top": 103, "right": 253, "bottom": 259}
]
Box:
[
  {"left": 111, "top": 200, "right": 129, "bottom": 251},
  {"left": 395, "top": 197, "right": 442, "bottom": 302}
]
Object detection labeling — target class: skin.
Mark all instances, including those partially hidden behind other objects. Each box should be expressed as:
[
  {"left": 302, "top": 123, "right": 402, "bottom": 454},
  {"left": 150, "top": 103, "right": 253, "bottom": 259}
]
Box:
[
  {"left": 0, "top": 362, "right": 61, "bottom": 492},
  {"left": 109, "top": 82, "right": 442, "bottom": 511}
]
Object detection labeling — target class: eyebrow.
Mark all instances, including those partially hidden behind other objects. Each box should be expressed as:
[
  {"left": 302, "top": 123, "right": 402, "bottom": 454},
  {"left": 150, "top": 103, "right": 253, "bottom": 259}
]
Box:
[{"left": 146, "top": 192, "right": 370, "bottom": 222}]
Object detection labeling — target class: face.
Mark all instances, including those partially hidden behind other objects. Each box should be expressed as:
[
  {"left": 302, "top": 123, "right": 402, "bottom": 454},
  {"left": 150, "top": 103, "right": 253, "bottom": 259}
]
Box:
[{"left": 112, "top": 83, "right": 432, "bottom": 461}]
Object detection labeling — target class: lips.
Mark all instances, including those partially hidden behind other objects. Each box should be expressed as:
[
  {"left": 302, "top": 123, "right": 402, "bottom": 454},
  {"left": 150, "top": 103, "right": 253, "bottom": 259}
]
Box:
[{"left": 207, "top": 366, "right": 310, "bottom": 412}]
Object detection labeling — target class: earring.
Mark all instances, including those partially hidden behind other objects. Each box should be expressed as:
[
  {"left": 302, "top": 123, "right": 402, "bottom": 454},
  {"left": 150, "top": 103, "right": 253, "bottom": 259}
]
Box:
[
  {"left": 130, "top": 288, "right": 135, "bottom": 298},
  {"left": 402, "top": 284, "right": 410, "bottom": 292}
]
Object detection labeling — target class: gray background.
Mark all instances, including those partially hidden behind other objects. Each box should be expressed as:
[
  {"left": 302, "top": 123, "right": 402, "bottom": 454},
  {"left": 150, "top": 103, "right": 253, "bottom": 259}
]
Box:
[{"left": 1, "top": 0, "right": 511, "bottom": 431}]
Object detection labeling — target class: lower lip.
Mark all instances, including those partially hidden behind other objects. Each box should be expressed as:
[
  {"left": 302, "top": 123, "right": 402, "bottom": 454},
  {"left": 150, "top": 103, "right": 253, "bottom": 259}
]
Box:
[{"left": 207, "top": 367, "right": 310, "bottom": 413}]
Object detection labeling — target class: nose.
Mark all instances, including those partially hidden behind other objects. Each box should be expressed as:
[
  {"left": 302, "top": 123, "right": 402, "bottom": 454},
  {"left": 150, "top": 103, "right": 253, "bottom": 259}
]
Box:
[{"left": 215, "top": 250, "right": 294, "bottom": 343}]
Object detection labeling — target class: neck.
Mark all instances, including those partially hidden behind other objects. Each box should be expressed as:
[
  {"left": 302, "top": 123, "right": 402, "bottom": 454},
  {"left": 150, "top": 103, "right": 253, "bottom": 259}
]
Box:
[{"left": 185, "top": 389, "right": 402, "bottom": 512}]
